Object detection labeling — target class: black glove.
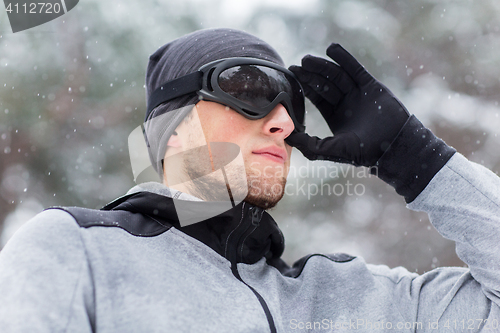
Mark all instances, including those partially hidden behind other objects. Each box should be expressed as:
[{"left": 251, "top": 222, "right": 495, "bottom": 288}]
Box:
[{"left": 286, "top": 43, "right": 410, "bottom": 167}]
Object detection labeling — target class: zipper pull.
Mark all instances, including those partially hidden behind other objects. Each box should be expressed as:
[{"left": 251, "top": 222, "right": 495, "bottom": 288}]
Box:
[{"left": 250, "top": 206, "right": 263, "bottom": 226}]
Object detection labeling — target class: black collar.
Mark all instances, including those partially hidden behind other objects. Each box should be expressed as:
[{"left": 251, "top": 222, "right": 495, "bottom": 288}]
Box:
[{"left": 102, "top": 191, "right": 285, "bottom": 265}]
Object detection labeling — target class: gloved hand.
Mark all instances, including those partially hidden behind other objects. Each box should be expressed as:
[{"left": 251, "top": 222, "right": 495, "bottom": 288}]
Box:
[{"left": 286, "top": 43, "right": 410, "bottom": 167}]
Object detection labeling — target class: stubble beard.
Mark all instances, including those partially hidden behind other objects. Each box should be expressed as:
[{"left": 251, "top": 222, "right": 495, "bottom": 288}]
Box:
[
  {"left": 244, "top": 164, "right": 287, "bottom": 210},
  {"left": 183, "top": 154, "right": 287, "bottom": 210}
]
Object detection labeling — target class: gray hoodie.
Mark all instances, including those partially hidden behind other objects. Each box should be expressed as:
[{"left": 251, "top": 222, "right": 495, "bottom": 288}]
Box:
[{"left": 0, "top": 117, "right": 499, "bottom": 332}]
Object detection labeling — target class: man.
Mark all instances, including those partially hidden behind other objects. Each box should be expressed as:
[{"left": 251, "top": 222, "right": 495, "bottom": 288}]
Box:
[{"left": 0, "top": 28, "right": 499, "bottom": 332}]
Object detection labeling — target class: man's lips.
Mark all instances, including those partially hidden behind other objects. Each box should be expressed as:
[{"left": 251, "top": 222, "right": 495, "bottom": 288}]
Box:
[{"left": 252, "top": 146, "right": 287, "bottom": 163}]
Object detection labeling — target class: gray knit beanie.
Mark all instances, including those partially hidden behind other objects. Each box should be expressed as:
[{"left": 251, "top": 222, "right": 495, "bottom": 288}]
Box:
[{"left": 143, "top": 28, "right": 284, "bottom": 181}]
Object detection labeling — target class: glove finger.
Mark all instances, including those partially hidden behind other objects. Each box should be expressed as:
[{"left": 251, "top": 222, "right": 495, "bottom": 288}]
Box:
[
  {"left": 326, "top": 43, "right": 374, "bottom": 87},
  {"left": 299, "top": 55, "right": 355, "bottom": 95},
  {"left": 301, "top": 84, "right": 328, "bottom": 110},
  {"left": 285, "top": 132, "right": 323, "bottom": 161},
  {"left": 289, "top": 67, "right": 333, "bottom": 110},
  {"left": 300, "top": 83, "right": 343, "bottom": 128},
  {"left": 290, "top": 66, "right": 344, "bottom": 107},
  {"left": 303, "top": 86, "right": 335, "bottom": 126},
  {"left": 285, "top": 132, "right": 359, "bottom": 165},
  {"left": 294, "top": 73, "right": 348, "bottom": 133},
  {"left": 289, "top": 65, "right": 311, "bottom": 82},
  {"left": 297, "top": 54, "right": 337, "bottom": 73}
]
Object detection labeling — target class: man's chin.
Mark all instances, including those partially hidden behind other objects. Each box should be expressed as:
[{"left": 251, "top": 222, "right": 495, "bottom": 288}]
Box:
[
  {"left": 244, "top": 178, "right": 286, "bottom": 210},
  {"left": 244, "top": 195, "right": 281, "bottom": 210}
]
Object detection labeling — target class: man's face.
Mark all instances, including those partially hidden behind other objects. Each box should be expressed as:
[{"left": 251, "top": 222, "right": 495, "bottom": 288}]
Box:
[{"left": 164, "top": 100, "right": 294, "bottom": 209}]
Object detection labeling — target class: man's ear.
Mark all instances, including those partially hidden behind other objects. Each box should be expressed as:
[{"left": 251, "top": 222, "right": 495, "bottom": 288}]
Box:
[{"left": 166, "top": 131, "right": 182, "bottom": 148}]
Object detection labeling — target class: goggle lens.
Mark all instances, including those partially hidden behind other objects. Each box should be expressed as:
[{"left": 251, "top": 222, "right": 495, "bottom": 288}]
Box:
[{"left": 218, "top": 65, "right": 304, "bottom": 124}]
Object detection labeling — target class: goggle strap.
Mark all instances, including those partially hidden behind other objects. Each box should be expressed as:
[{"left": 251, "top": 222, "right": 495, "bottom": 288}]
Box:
[{"left": 146, "top": 71, "right": 203, "bottom": 119}]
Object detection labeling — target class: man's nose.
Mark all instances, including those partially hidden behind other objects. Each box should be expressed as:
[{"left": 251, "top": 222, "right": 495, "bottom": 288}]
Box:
[{"left": 262, "top": 104, "right": 295, "bottom": 138}]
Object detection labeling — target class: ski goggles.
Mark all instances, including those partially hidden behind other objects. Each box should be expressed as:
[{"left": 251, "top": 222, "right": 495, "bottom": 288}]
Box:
[{"left": 146, "top": 57, "right": 306, "bottom": 132}]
